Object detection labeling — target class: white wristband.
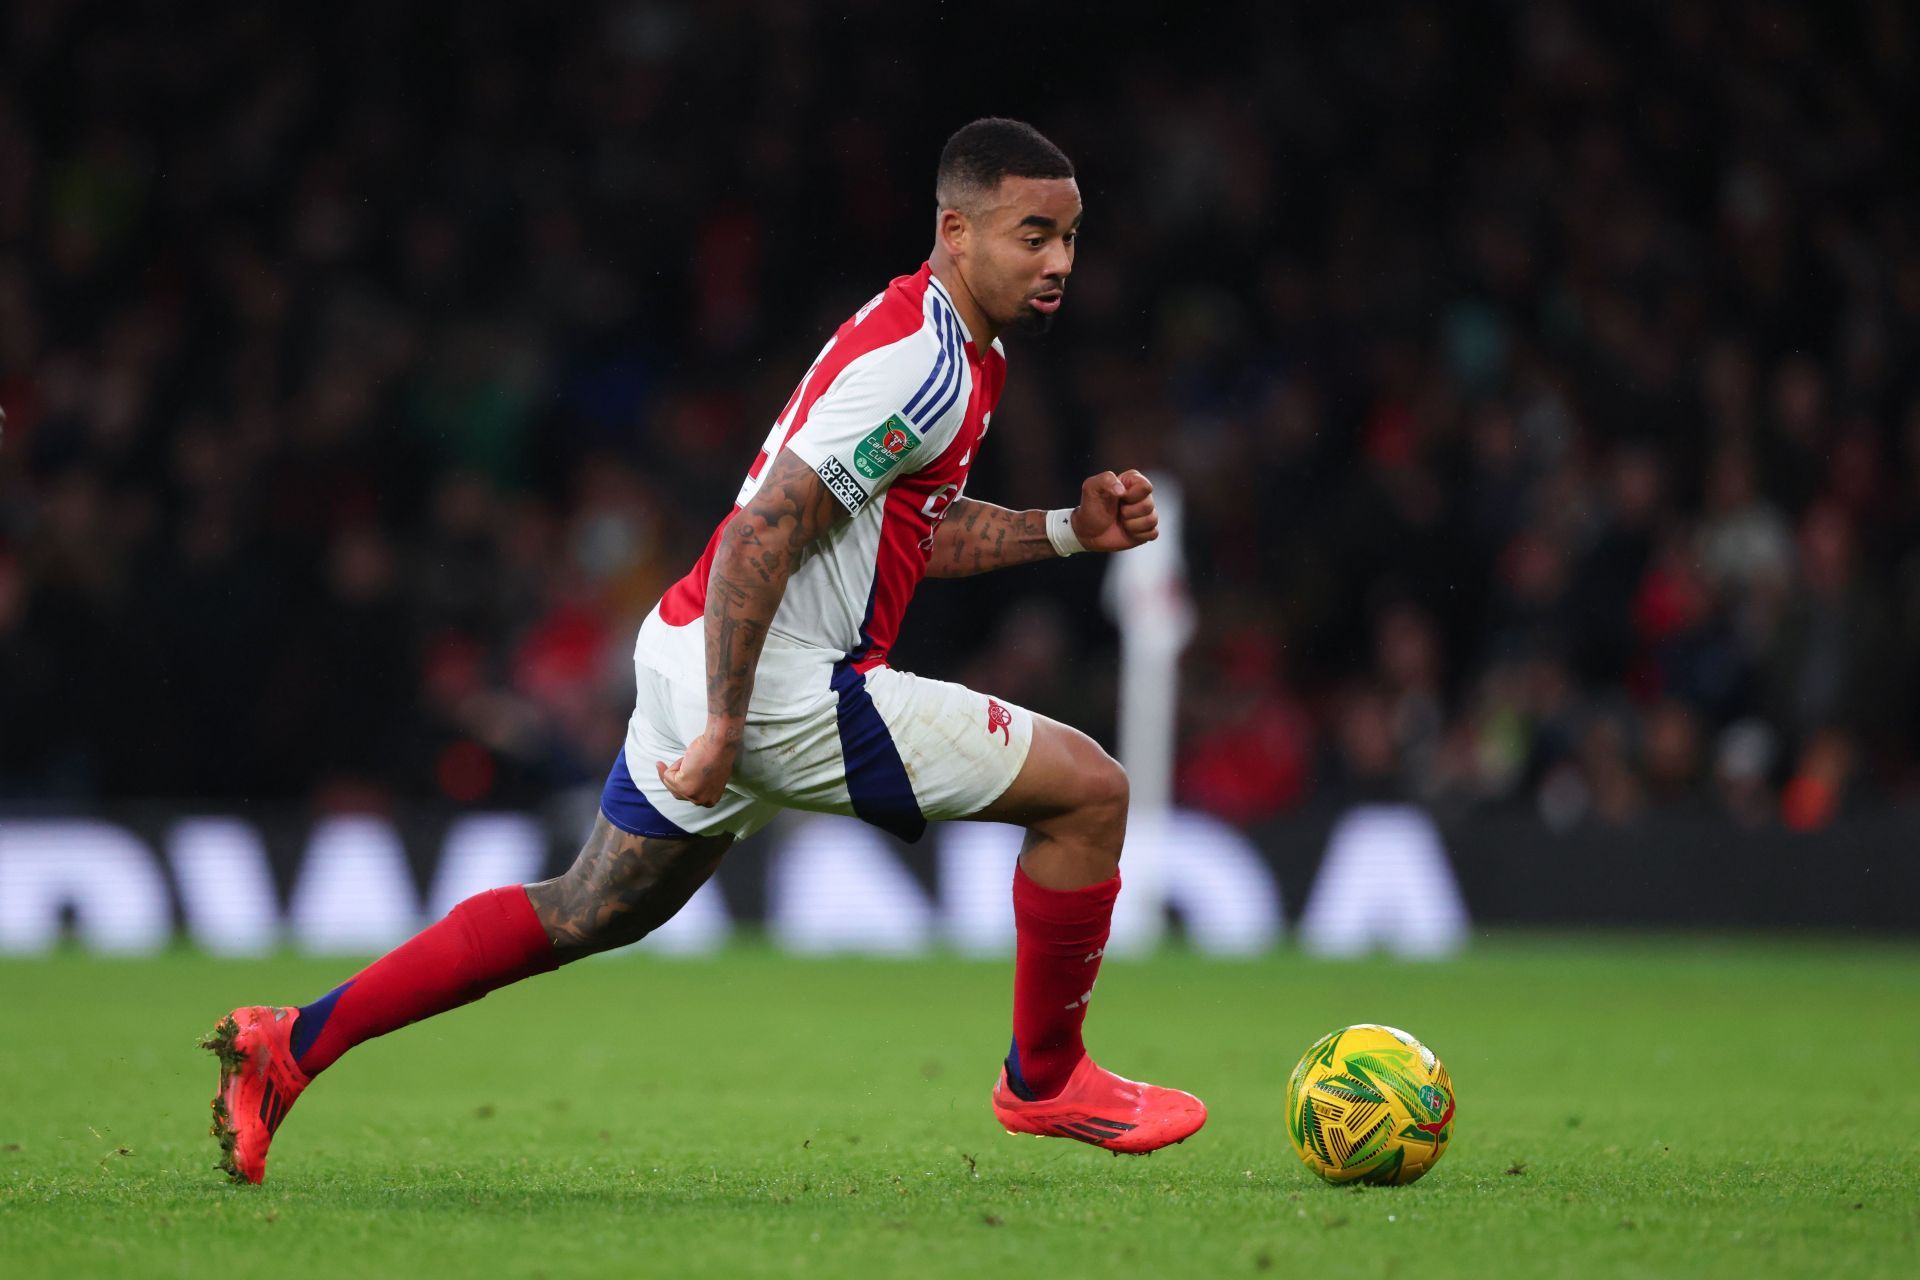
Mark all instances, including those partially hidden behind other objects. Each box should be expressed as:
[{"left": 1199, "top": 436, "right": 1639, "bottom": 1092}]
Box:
[{"left": 1046, "top": 507, "right": 1086, "bottom": 557}]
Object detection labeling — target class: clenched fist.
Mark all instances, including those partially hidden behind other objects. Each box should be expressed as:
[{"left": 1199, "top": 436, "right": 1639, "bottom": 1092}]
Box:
[
  {"left": 1071, "top": 469, "right": 1159, "bottom": 552},
  {"left": 657, "top": 727, "right": 741, "bottom": 807}
]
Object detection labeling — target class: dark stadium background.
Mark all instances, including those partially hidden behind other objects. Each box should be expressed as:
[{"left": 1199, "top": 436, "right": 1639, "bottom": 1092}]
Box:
[{"left": 2, "top": 0, "right": 1918, "bottom": 933}]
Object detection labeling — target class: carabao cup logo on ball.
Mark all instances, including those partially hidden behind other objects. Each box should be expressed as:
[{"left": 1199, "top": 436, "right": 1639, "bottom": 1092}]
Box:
[{"left": 1414, "top": 1081, "right": 1454, "bottom": 1137}]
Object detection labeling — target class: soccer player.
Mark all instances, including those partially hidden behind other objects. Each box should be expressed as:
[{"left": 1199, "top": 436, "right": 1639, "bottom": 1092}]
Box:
[{"left": 203, "top": 117, "right": 1206, "bottom": 1183}]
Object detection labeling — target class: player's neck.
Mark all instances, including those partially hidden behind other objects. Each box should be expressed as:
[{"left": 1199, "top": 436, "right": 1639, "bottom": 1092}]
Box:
[{"left": 929, "top": 254, "right": 998, "bottom": 349}]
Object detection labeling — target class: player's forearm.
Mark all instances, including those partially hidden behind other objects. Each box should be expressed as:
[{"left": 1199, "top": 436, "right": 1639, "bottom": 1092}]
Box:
[{"left": 924, "top": 499, "right": 1058, "bottom": 578}]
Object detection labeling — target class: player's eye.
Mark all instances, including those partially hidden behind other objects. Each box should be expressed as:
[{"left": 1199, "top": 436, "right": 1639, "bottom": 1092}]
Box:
[{"left": 1024, "top": 237, "right": 1045, "bottom": 249}]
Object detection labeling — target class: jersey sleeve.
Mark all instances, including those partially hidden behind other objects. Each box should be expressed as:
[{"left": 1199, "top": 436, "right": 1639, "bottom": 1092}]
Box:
[{"left": 782, "top": 340, "right": 955, "bottom": 516}]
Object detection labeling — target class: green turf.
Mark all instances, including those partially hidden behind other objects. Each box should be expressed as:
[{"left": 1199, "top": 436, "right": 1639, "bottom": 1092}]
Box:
[{"left": 1, "top": 935, "right": 1916, "bottom": 1278}]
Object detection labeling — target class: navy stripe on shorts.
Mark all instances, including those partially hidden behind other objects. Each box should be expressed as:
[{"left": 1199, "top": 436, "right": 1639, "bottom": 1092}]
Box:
[
  {"left": 600, "top": 749, "right": 694, "bottom": 839},
  {"left": 830, "top": 660, "right": 927, "bottom": 843}
]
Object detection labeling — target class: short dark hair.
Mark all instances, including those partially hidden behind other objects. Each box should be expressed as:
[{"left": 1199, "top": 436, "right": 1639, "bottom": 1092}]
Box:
[{"left": 935, "top": 118, "right": 1074, "bottom": 212}]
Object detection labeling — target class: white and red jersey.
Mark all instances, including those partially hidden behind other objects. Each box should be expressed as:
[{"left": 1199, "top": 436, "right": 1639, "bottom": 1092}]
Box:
[{"left": 638, "top": 263, "right": 1007, "bottom": 713}]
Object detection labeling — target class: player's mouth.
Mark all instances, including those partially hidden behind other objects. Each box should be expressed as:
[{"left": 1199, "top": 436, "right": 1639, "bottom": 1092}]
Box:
[{"left": 1029, "top": 290, "right": 1064, "bottom": 315}]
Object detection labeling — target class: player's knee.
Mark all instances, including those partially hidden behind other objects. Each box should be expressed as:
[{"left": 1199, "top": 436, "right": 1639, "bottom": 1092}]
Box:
[
  {"left": 531, "top": 825, "right": 729, "bottom": 959},
  {"left": 1073, "top": 749, "right": 1130, "bottom": 855},
  {"left": 1089, "top": 752, "right": 1129, "bottom": 820}
]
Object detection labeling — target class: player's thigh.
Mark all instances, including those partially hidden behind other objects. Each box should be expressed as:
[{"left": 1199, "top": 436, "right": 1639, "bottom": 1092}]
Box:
[
  {"left": 715, "top": 666, "right": 1042, "bottom": 839},
  {"left": 719, "top": 666, "right": 1036, "bottom": 840},
  {"left": 859, "top": 667, "right": 1038, "bottom": 824},
  {"left": 963, "top": 712, "right": 1128, "bottom": 828}
]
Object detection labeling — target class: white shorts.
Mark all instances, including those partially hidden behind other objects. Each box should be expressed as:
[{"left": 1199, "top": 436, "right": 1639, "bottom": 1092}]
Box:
[{"left": 600, "top": 649, "right": 1036, "bottom": 844}]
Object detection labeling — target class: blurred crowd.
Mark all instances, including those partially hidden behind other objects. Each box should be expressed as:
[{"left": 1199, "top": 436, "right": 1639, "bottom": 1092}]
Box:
[{"left": 2, "top": 1, "right": 1918, "bottom": 832}]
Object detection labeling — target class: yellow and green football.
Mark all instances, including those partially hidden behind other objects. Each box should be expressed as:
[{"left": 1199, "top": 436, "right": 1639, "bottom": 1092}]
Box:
[{"left": 1285, "top": 1023, "right": 1455, "bottom": 1185}]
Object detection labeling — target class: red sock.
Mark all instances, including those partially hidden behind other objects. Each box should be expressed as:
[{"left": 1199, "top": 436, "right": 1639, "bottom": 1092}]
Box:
[
  {"left": 289, "top": 886, "right": 559, "bottom": 1078},
  {"left": 1006, "top": 865, "right": 1118, "bottom": 1101}
]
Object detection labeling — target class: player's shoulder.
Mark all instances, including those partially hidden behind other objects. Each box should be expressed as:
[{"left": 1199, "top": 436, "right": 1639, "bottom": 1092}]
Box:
[{"left": 830, "top": 264, "right": 963, "bottom": 386}]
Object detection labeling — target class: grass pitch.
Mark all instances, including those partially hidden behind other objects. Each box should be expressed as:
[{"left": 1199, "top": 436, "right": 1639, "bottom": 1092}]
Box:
[{"left": 1, "top": 935, "right": 1916, "bottom": 1278}]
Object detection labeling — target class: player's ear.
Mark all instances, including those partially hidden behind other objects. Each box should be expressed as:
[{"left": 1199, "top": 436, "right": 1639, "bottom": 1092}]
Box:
[{"left": 936, "top": 206, "right": 969, "bottom": 259}]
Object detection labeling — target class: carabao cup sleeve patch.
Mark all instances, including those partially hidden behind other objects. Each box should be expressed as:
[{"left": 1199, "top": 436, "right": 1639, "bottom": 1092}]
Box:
[
  {"left": 781, "top": 346, "right": 949, "bottom": 517},
  {"left": 809, "top": 414, "right": 921, "bottom": 515},
  {"left": 851, "top": 415, "right": 923, "bottom": 480}
]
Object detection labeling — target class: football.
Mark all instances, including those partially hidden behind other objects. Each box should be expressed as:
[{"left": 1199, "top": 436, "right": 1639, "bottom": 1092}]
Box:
[{"left": 1285, "top": 1023, "right": 1455, "bottom": 1185}]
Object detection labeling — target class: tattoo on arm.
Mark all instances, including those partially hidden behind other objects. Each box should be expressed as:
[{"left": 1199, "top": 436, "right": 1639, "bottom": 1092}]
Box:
[
  {"left": 923, "top": 499, "right": 1055, "bottom": 578},
  {"left": 705, "top": 448, "right": 847, "bottom": 730}
]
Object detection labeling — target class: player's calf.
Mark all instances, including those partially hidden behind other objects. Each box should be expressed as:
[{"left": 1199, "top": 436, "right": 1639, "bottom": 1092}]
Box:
[{"left": 957, "top": 718, "right": 1134, "bottom": 1098}]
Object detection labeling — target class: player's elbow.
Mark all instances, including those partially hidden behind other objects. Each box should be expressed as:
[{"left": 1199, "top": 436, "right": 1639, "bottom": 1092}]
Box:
[{"left": 717, "top": 513, "right": 798, "bottom": 586}]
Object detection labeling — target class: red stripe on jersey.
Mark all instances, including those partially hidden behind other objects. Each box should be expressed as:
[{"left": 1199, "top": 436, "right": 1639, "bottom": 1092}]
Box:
[
  {"left": 849, "top": 482, "right": 939, "bottom": 671},
  {"left": 657, "top": 510, "right": 738, "bottom": 626},
  {"left": 658, "top": 269, "right": 934, "bottom": 627},
  {"left": 848, "top": 340, "right": 1007, "bottom": 671}
]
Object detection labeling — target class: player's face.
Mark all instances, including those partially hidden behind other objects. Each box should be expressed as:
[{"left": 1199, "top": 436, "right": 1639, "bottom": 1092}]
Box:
[{"left": 970, "top": 177, "right": 1081, "bottom": 335}]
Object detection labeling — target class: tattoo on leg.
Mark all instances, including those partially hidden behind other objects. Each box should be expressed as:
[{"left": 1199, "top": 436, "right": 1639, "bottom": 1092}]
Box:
[{"left": 525, "top": 817, "right": 732, "bottom": 961}]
